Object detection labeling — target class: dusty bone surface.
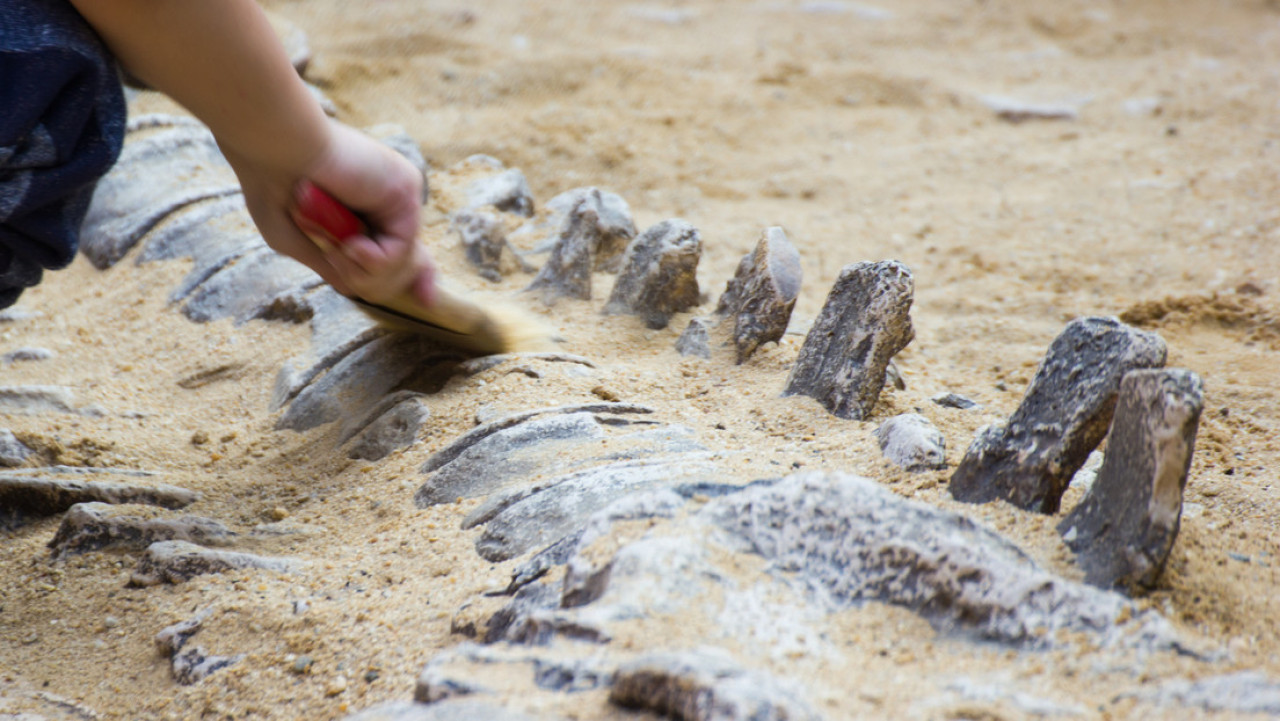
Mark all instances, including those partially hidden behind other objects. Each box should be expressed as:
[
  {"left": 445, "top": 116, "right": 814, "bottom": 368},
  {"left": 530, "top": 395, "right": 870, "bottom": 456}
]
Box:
[
  {"left": 949, "top": 316, "right": 1168, "bottom": 514},
  {"left": 1058, "top": 368, "right": 1204, "bottom": 592}
]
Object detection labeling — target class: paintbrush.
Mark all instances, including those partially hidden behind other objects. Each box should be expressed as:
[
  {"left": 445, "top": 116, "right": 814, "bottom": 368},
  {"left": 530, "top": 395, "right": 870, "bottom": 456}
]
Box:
[{"left": 293, "top": 180, "right": 550, "bottom": 355}]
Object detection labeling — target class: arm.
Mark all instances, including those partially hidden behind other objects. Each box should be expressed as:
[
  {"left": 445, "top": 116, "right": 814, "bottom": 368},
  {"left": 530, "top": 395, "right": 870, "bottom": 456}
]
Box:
[{"left": 69, "top": 0, "right": 434, "bottom": 306}]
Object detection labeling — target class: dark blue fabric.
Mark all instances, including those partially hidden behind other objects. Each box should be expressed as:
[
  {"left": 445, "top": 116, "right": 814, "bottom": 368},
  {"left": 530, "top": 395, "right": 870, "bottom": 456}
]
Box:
[{"left": 0, "top": 0, "right": 125, "bottom": 308}]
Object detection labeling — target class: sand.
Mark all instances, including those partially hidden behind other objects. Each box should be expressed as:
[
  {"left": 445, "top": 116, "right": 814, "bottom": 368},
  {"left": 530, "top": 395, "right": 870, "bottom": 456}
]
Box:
[{"left": 2, "top": 0, "right": 1279, "bottom": 718}]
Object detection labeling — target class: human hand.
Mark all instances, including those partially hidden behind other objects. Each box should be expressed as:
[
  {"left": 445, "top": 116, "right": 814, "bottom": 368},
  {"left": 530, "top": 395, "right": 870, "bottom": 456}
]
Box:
[{"left": 226, "top": 121, "right": 435, "bottom": 308}]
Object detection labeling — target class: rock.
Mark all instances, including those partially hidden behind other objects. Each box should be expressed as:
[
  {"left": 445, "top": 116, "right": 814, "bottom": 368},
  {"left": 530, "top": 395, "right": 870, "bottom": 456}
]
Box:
[
  {"left": 705, "top": 472, "right": 1182, "bottom": 650},
  {"left": 155, "top": 609, "right": 244, "bottom": 685},
  {"left": 466, "top": 168, "right": 535, "bottom": 217},
  {"left": 130, "top": 540, "right": 301, "bottom": 586},
  {"left": 714, "top": 227, "right": 802, "bottom": 363},
  {"left": 270, "top": 287, "right": 384, "bottom": 410},
  {"left": 0, "top": 429, "right": 34, "bottom": 467},
  {"left": 454, "top": 210, "right": 508, "bottom": 281},
  {"left": 932, "top": 392, "right": 980, "bottom": 410},
  {"left": 276, "top": 333, "right": 461, "bottom": 432},
  {"left": 949, "top": 316, "right": 1168, "bottom": 514},
  {"left": 1131, "top": 671, "right": 1280, "bottom": 714},
  {"left": 420, "top": 403, "right": 655, "bottom": 474},
  {"left": 979, "top": 94, "right": 1080, "bottom": 123},
  {"left": 542, "top": 187, "right": 637, "bottom": 272},
  {"left": 524, "top": 198, "right": 598, "bottom": 304},
  {"left": 873, "top": 413, "right": 946, "bottom": 471},
  {"left": 782, "top": 261, "right": 914, "bottom": 420},
  {"left": 344, "top": 392, "right": 431, "bottom": 461},
  {"left": 0, "top": 385, "right": 96, "bottom": 416},
  {"left": 134, "top": 194, "right": 265, "bottom": 302},
  {"left": 1, "top": 347, "right": 53, "bottom": 365},
  {"left": 80, "top": 121, "right": 242, "bottom": 269},
  {"left": 603, "top": 219, "right": 703, "bottom": 329},
  {"left": 675, "top": 317, "right": 713, "bottom": 358},
  {"left": 0, "top": 476, "right": 199, "bottom": 530},
  {"left": 1057, "top": 369, "right": 1204, "bottom": 591},
  {"left": 181, "top": 247, "right": 322, "bottom": 324},
  {"left": 343, "top": 700, "right": 554, "bottom": 721},
  {"left": 47, "top": 502, "right": 233, "bottom": 558},
  {"left": 474, "top": 456, "right": 719, "bottom": 562},
  {"left": 884, "top": 359, "right": 906, "bottom": 391},
  {"left": 609, "top": 649, "right": 824, "bottom": 721}
]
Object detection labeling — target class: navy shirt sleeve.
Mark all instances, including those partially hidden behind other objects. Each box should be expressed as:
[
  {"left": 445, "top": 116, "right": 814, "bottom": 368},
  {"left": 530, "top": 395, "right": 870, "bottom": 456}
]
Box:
[{"left": 0, "top": 0, "right": 126, "bottom": 308}]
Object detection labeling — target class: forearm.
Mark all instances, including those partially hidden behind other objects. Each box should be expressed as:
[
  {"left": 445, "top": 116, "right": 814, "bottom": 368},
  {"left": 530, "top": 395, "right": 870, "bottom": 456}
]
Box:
[{"left": 69, "top": 0, "right": 330, "bottom": 175}]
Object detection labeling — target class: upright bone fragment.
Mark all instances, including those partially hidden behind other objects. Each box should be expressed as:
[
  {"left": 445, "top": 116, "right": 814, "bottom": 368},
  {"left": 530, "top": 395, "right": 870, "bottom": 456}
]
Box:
[
  {"left": 453, "top": 210, "right": 508, "bottom": 282},
  {"left": 544, "top": 187, "right": 637, "bottom": 271},
  {"left": 524, "top": 198, "right": 598, "bottom": 304},
  {"left": 949, "top": 317, "right": 1168, "bottom": 514},
  {"left": 603, "top": 220, "right": 702, "bottom": 329},
  {"left": 1058, "top": 369, "right": 1203, "bottom": 591},
  {"left": 782, "top": 261, "right": 914, "bottom": 420},
  {"left": 715, "top": 226, "right": 802, "bottom": 363}
]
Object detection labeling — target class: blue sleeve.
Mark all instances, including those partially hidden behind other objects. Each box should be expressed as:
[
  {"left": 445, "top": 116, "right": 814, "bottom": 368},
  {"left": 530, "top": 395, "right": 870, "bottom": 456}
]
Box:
[{"left": 0, "top": 0, "right": 126, "bottom": 308}]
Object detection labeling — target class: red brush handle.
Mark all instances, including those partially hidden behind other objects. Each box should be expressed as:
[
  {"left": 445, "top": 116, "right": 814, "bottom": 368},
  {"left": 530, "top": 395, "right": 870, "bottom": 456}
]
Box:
[{"left": 294, "top": 180, "right": 367, "bottom": 246}]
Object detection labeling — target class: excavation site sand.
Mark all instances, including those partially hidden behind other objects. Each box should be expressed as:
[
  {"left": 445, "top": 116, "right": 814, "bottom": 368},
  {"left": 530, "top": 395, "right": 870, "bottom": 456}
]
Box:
[{"left": 2, "top": 0, "right": 1279, "bottom": 719}]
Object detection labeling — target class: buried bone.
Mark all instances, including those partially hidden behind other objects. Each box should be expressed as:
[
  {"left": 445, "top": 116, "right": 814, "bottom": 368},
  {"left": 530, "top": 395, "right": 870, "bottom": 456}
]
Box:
[
  {"left": 603, "top": 219, "right": 703, "bottom": 329},
  {"left": 949, "top": 316, "right": 1167, "bottom": 514},
  {"left": 782, "top": 260, "right": 914, "bottom": 420},
  {"left": 1058, "top": 369, "right": 1204, "bottom": 592},
  {"left": 715, "top": 226, "right": 802, "bottom": 363}
]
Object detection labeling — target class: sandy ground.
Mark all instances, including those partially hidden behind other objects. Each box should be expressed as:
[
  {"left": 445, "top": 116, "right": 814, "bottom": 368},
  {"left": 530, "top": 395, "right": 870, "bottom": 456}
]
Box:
[{"left": 3, "top": 0, "right": 1280, "bottom": 718}]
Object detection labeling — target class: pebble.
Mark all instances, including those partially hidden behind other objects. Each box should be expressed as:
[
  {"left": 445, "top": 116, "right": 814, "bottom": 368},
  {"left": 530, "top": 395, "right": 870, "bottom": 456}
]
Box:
[
  {"left": 327, "top": 675, "right": 349, "bottom": 696},
  {"left": 293, "top": 655, "right": 314, "bottom": 675}
]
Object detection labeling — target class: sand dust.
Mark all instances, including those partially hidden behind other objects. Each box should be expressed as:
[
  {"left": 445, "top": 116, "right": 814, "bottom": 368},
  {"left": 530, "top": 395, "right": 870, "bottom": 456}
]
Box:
[{"left": 3, "top": 0, "right": 1279, "bottom": 719}]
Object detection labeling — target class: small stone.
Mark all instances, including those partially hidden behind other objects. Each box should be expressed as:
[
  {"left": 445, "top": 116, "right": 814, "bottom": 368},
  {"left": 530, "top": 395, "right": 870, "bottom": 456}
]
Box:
[
  {"left": 327, "top": 675, "right": 349, "bottom": 696},
  {"left": 465, "top": 168, "right": 534, "bottom": 217},
  {"left": 715, "top": 226, "right": 802, "bottom": 363},
  {"left": 949, "top": 316, "right": 1167, "bottom": 514},
  {"left": 269, "top": 507, "right": 289, "bottom": 521},
  {"left": 980, "top": 94, "right": 1080, "bottom": 123},
  {"left": 782, "top": 261, "right": 914, "bottom": 420},
  {"left": 129, "top": 540, "right": 302, "bottom": 586},
  {"left": 524, "top": 196, "right": 598, "bottom": 304},
  {"left": 0, "top": 429, "right": 34, "bottom": 467},
  {"left": 932, "top": 392, "right": 980, "bottom": 410},
  {"left": 603, "top": 219, "right": 703, "bottom": 329},
  {"left": 1, "top": 347, "right": 54, "bottom": 365},
  {"left": 293, "top": 655, "right": 315, "bottom": 674},
  {"left": 364, "top": 670, "right": 381, "bottom": 683},
  {"left": 675, "top": 318, "right": 713, "bottom": 358},
  {"left": 156, "top": 609, "right": 244, "bottom": 685},
  {"left": 874, "top": 414, "right": 946, "bottom": 472},
  {"left": 1057, "top": 369, "right": 1204, "bottom": 591},
  {"left": 0, "top": 385, "right": 90, "bottom": 415}
]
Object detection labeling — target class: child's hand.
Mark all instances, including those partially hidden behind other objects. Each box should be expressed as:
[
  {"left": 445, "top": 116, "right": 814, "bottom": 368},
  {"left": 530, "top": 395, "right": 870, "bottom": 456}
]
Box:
[{"left": 227, "top": 122, "right": 435, "bottom": 308}]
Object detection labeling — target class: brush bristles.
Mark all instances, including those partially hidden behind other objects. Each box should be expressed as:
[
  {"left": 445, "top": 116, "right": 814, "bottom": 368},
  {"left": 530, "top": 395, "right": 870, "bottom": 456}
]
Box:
[{"left": 475, "top": 301, "right": 557, "bottom": 354}]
